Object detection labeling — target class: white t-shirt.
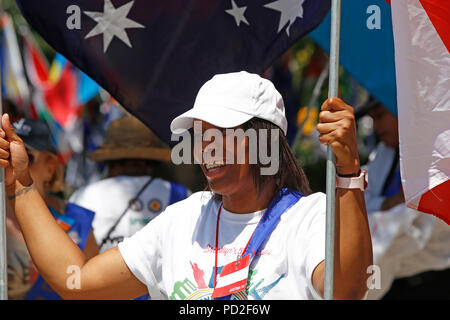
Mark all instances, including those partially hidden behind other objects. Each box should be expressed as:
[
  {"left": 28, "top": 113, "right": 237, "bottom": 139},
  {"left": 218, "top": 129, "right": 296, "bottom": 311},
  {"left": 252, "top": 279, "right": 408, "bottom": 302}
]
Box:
[
  {"left": 69, "top": 176, "right": 188, "bottom": 252},
  {"left": 118, "top": 191, "right": 326, "bottom": 300}
]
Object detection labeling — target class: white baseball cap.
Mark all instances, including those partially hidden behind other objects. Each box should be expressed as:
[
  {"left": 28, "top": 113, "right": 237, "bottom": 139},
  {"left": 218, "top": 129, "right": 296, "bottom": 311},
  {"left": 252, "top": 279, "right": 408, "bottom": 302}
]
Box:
[{"left": 170, "top": 71, "right": 288, "bottom": 135}]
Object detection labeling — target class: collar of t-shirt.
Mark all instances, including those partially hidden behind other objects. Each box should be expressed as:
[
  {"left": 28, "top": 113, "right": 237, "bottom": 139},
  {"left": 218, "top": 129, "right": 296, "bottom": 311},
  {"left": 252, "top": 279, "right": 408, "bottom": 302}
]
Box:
[{"left": 217, "top": 206, "right": 266, "bottom": 225}]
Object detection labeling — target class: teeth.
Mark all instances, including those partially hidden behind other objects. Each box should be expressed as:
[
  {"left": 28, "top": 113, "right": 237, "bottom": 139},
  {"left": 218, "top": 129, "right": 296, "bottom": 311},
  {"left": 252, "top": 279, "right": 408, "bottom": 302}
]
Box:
[{"left": 205, "top": 163, "right": 225, "bottom": 170}]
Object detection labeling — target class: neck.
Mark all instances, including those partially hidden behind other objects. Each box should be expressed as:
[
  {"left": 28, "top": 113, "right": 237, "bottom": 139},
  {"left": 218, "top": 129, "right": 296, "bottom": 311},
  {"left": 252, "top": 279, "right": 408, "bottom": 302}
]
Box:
[
  {"left": 108, "top": 167, "right": 153, "bottom": 178},
  {"left": 222, "top": 182, "right": 277, "bottom": 214}
]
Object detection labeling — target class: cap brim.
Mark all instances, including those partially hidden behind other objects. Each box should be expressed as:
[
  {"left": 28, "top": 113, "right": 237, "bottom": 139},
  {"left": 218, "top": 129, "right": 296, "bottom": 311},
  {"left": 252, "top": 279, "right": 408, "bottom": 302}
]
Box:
[
  {"left": 170, "top": 105, "right": 254, "bottom": 134},
  {"left": 22, "top": 138, "right": 58, "bottom": 155}
]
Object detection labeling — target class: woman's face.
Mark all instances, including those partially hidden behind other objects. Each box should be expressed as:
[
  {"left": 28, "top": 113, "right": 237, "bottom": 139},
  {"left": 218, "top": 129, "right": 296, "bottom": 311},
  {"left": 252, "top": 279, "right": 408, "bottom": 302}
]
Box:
[
  {"left": 367, "top": 105, "right": 399, "bottom": 148},
  {"left": 27, "top": 149, "right": 58, "bottom": 196},
  {"left": 195, "top": 120, "right": 255, "bottom": 197}
]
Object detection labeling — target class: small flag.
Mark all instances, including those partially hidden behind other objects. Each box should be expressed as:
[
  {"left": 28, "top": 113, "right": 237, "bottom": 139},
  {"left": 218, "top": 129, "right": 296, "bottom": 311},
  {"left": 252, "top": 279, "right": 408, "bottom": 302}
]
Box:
[
  {"left": 22, "top": 31, "right": 76, "bottom": 161},
  {"left": 49, "top": 52, "right": 100, "bottom": 105},
  {"left": 212, "top": 254, "right": 250, "bottom": 298}
]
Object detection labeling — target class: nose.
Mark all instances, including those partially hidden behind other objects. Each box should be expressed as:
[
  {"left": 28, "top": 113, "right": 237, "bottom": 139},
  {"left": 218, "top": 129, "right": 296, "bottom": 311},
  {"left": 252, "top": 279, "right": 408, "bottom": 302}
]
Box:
[{"left": 193, "top": 129, "right": 227, "bottom": 164}]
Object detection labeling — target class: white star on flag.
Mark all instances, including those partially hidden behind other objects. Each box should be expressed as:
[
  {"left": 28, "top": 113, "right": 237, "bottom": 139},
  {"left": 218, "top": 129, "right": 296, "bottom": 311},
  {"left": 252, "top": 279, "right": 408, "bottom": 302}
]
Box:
[
  {"left": 225, "top": 0, "right": 249, "bottom": 27},
  {"left": 84, "top": 0, "right": 145, "bottom": 53},
  {"left": 264, "top": 0, "right": 305, "bottom": 36}
]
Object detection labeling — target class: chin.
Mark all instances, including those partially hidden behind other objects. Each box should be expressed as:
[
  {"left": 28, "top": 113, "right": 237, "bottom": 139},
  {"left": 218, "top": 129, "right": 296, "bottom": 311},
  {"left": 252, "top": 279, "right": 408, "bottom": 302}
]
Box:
[{"left": 207, "top": 181, "right": 229, "bottom": 196}]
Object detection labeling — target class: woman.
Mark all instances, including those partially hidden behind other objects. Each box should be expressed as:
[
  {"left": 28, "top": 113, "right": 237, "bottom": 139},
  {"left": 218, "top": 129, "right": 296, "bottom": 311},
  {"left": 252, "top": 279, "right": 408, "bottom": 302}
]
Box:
[
  {"left": 0, "top": 71, "right": 372, "bottom": 300},
  {"left": 5, "top": 118, "right": 98, "bottom": 299}
]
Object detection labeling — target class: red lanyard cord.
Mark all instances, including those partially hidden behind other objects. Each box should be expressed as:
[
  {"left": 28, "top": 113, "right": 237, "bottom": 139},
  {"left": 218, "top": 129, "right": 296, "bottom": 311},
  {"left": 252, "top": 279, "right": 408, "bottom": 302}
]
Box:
[
  {"left": 213, "top": 203, "right": 223, "bottom": 289},
  {"left": 213, "top": 202, "right": 264, "bottom": 289}
]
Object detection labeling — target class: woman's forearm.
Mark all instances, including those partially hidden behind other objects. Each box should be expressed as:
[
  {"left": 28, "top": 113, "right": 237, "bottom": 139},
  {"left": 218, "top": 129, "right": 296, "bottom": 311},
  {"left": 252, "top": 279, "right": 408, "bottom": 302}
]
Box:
[
  {"left": 8, "top": 181, "right": 88, "bottom": 295},
  {"left": 0, "top": 114, "right": 147, "bottom": 299},
  {"left": 334, "top": 188, "right": 373, "bottom": 299}
]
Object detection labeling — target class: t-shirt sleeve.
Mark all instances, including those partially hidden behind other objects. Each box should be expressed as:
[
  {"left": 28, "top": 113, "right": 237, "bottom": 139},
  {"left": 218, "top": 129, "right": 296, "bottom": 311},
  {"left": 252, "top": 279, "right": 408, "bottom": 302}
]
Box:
[
  {"left": 118, "top": 191, "right": 207, "bottom": 298},
  {"left": 118, "top": 213, "right": 164, "bottom": 292},
  {"left": 297, "top": 193, "right": 326, "bottom": 300},
  {"left": 304, "top": 223, "right": 326, "bottom": 300}
]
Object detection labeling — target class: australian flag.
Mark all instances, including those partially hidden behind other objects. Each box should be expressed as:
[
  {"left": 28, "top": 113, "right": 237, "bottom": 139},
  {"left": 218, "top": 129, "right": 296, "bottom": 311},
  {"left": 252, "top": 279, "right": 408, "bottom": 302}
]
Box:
[{"left": 16, "top": 0, "right": 330, "bottom": 144}]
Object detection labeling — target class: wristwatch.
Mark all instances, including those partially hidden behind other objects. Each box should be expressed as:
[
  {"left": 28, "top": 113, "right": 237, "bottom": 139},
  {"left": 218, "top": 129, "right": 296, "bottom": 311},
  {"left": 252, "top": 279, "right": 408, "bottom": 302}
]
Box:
[{"left": 336, "top": 169, "right": 368, "bottom": 191}]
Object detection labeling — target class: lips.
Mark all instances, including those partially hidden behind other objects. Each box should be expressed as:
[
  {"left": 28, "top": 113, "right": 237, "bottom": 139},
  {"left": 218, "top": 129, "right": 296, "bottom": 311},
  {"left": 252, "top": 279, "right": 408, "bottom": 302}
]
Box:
[{"left": 205, "top": 163, "right": 227, "bottom": 172}]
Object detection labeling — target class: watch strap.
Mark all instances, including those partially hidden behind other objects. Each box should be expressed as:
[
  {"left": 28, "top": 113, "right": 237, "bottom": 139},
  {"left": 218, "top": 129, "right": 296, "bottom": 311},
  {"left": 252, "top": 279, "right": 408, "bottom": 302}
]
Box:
[{"left": 336, "top": 169, "right": 368, "bottom": 191}]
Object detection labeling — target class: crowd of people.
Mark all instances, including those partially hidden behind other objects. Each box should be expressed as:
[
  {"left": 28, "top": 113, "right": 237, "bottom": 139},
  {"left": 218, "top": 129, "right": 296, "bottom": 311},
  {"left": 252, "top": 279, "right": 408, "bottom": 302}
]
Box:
[{"left": 2, "top": 71, "right": 449, "bottom": 300}]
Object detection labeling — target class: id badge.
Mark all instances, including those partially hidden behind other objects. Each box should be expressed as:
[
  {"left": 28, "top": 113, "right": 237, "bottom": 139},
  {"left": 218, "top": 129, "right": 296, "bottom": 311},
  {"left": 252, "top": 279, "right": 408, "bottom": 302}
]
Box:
[{"left": 212, "top": 254, "right": 250, "bottom": 298}]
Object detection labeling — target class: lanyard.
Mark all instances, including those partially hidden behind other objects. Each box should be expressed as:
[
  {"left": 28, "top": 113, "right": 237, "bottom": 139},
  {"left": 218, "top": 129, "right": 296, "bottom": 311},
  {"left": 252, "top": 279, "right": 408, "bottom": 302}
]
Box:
[
  {"left": 213, "top": 203, "right": 263, "bottom": 289},
  {"left": 212, "top": 188, "right": 303, "bottom": 299}
]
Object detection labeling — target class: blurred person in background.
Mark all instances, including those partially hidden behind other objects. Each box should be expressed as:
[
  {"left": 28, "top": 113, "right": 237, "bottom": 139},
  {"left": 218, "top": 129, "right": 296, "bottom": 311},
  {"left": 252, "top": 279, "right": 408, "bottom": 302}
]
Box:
[
  {"left": 6, "top": 118, "right": 98, "bottom": 299},
  {"left": 356, "top": 98, "right": 450, "bottom": 300},
  {"left": 69, "top": 116, "right": 190, "bottom": 254}
]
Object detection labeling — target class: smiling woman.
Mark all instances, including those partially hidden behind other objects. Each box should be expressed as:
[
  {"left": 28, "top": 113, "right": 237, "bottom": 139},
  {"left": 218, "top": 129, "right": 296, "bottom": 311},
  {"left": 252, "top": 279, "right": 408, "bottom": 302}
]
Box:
[
  {"left": 197, "top": 118, "right": 311, "bottom": 213},
  {"left": 0, "top": 71, "right": 372, "bottom": 300}
]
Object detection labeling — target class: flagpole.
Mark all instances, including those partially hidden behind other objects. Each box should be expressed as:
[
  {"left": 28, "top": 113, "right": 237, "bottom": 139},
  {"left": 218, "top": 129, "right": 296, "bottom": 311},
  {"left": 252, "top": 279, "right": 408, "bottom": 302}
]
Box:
[
  {"left": 324, "top": 0, "right": 341, "bottom": 300},
  {"left": 0, "top": 0, "right": 8, "bottom": 301}
]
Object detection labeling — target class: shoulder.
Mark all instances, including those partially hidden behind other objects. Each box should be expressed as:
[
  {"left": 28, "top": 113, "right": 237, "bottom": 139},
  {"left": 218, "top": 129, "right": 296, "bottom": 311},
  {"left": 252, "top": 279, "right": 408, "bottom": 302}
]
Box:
[
  {"left": 299, "top": 192, "right": 326, "bottom": 207},
  {"left": 281, "top": 192, "right": 326, "bottom": 226},
  {"left": 71, "top": 176, "right": 121, "bottom": 193},
  {"left": 69, "top": 176, "right": 144, "bottom": 205},
  {"left": 161, "top": 191, "right": 214, "bottom": 216},
  {"left": 69, "top": 181, "right": 103, "bottom": 203},
  {"left": 292, "top": 192, "right": 326, "bottom": 214},
  {"left": 135, "top": 191, "right": 215, "bottom": 235},
  {"left": 146, "top": 178, "right": 190, "bottom": 194}
]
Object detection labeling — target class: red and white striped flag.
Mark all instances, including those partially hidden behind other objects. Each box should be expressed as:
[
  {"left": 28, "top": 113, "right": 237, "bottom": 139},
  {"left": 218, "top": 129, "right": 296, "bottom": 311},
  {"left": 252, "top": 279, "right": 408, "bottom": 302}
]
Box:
[
  {"left": 391, "top": 0, "right": 450, "bottom": 224},
  {"left": 211, "top": 255, "right": 250, "bottom": 298}
]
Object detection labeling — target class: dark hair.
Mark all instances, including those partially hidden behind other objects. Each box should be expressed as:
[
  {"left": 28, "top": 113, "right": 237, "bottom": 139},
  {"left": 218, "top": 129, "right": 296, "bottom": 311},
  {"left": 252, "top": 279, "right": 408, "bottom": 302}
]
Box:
[{"left": 206, "top": 118, "right": 311, "bottom": 200}]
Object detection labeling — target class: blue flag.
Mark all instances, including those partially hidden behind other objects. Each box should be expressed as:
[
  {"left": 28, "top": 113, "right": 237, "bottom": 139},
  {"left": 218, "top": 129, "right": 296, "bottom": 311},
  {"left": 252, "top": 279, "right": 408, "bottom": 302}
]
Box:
[
  {"left": 16, "top": 0, "right": 330, "bottom": 144},
  {"left": 309, "top": 0, "right": 397, "bottom": 115}
]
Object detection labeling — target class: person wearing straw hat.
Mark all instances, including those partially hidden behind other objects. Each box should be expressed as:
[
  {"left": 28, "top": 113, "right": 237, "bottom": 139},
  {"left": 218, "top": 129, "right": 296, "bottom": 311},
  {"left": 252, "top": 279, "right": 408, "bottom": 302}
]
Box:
[
  {"left": 0, "top": 71, "right": 372, "bottom": 300},
  {"left": 69, "top": 116, "right": 189, "bottom": 253}
]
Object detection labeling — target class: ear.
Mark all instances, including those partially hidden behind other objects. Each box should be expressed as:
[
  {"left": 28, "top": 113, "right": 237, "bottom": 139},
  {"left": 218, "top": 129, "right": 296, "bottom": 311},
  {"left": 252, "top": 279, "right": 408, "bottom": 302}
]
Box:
[{"left": 44, "top": 155, "right": 58, "bottom": 183}]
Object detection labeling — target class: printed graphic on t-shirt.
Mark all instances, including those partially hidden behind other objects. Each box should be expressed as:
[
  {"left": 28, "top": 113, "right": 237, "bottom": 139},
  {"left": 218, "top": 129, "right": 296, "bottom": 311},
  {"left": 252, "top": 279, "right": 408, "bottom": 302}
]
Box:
[
  {"left": 169, "top": 259, "right": 285, "bottom": 300},
  {"left": 148, "top": 199, "right": 163, "bottom": 213}
]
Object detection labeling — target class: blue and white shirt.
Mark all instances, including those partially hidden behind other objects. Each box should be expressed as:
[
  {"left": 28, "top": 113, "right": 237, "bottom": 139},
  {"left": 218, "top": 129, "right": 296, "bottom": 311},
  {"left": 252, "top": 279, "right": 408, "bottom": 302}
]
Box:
[{"left": 69, "top": 175, "right": 189, "bottom": 252}]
